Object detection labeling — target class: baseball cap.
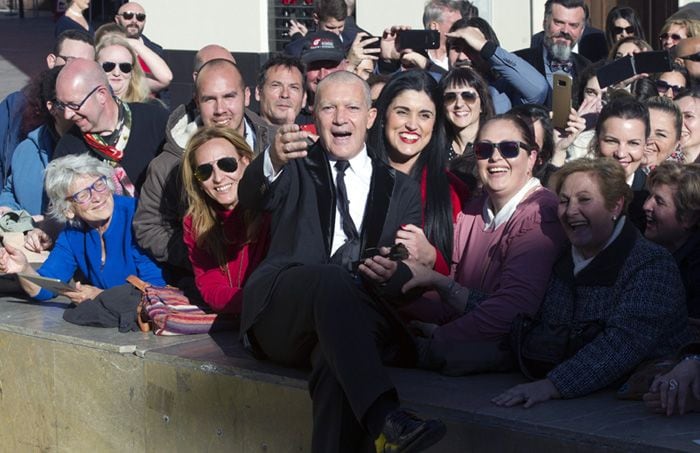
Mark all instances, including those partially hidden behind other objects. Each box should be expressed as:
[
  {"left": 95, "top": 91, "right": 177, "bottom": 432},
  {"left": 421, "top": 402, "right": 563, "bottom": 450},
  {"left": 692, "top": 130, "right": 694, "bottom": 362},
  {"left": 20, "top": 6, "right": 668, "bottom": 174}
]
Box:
[{"left": 301, "top": 31, "right": 345, "bottom": 65}]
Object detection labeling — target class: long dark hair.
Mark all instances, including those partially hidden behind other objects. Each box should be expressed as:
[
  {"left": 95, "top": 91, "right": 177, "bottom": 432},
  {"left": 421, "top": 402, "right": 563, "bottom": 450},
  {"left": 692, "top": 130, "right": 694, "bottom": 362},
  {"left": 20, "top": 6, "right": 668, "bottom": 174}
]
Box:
[
  {"left": 605, "top": 6, "right": 645, "bottom": 49},
  {"left": 21, "top": 66, "right": 62, "bottom": 136},
  {"left": 367, "top": 69, "right": 453, "bottom": 263}
]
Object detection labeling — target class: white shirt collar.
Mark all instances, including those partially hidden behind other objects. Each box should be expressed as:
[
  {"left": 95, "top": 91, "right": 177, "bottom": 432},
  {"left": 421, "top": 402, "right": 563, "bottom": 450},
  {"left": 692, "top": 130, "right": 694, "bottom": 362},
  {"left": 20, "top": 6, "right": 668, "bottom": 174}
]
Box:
[
  {"left": 482, "top": 177, "right": 542, "bottom": 231},
  {"left": 328, "top": 146, "right": 372, "bottom": 175}
]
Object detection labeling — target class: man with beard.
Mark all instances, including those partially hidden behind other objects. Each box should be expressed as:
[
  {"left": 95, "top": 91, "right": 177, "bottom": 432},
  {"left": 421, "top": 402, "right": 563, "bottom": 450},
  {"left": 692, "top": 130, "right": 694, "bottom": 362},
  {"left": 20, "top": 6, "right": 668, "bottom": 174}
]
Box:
[
  {"left": 515, "top": 0, "right": 590, "bottom": 108},
  {"left": 445, "top": 17, "right": 548, "bottom": 113},
  {"left": 114, "top": 2, "right": 172, "bottom": 101},
  {"left": 114, "top": 2, "right": 163, "bottom": 58}
]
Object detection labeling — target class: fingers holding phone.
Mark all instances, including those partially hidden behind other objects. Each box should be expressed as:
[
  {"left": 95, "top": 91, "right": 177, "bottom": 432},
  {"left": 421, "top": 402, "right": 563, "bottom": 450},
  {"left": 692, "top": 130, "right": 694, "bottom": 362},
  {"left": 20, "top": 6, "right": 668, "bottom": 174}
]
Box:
[{"left": 270, "top": 124, "right": 311, "bottom": 173}]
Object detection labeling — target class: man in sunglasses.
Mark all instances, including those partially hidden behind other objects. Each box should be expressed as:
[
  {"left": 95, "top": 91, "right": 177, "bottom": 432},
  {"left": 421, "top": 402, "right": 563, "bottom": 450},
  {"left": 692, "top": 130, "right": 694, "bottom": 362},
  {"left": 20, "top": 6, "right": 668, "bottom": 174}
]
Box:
[
  {"left": 0, "top": 30, "right": 94, "bottom": 191},
  {"left": 238, "top": 70, "right": 445, "bottom": 451},
  {"left": 676, "top": 37, "right": 700, "bottom": 82},
  {"left": 114, "top": 2, "right": 161, "bottom": 56},
  {"left": 52, "top": 58, "right": 168, "bottom": 196}
]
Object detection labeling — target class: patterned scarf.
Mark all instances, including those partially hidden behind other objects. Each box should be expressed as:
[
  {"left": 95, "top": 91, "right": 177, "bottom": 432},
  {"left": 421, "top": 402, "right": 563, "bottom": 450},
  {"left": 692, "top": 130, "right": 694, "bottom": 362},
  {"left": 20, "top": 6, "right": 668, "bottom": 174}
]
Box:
[{"left": 82, "top": 99, "right": 135, "bottom": 196}]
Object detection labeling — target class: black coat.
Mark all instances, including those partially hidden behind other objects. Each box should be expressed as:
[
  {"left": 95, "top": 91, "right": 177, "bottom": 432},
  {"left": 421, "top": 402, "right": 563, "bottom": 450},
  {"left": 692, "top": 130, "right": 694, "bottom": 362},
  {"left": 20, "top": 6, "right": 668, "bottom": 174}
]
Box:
[
  {"left": 514, "top": 45, "right": 591, "bottom": 109},
  {"left": 237, "top": 142, "right": 422, "bottom": 336}
]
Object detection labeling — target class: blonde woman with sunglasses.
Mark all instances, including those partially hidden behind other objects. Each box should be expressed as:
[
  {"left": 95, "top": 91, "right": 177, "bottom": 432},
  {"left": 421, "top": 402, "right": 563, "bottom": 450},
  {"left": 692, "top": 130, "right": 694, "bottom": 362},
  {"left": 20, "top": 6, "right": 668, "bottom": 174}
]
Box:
[
  {"left": 96, "top": 35, "right": 150, "bottom": 103},
  {"left": 181, "top": 126, "right": 269, "bottom": 314}
]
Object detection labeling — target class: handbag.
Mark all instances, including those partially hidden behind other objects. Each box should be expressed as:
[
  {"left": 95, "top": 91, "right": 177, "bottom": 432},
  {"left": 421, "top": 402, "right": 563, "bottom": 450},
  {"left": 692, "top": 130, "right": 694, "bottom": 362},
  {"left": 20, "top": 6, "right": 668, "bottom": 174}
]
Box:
[
  {"left": 127, "top": 275, "right": 238, "bottom": 336},
  {"left": 511, "top": 313, "right": 604, "bottom": 381}
]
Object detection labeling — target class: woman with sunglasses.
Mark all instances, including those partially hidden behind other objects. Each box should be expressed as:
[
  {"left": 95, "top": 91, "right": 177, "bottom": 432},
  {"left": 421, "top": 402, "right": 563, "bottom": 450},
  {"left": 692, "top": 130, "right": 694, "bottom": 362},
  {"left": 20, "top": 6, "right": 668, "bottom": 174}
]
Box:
[
  {"left": 0, "top": 154, "right": 164, "bottom": 303},
  {"left": 605, "top": 6, "right": 645, "bottom": 49},
  {"left": 181, "top": 127, "right": 269, "bottom": 314},
  {"left": 493, "top": 157, "right": 692, "bottom": 408},
  {"left": 55, "top": 0, "right": 93, "bottom": 38},
  {"left": 401, "top": 113, "right": 565, "bottom": 373},
  {"left": 659, "top": 18, "right": 700, "bottom": 50},
  {"left": 96, "top": 35, "right": 150, "bottom": 103},
  {"left": 643, "top": 96, "right": 684, "bottom": 172},
  {"left": 439, "top": 67, "right": 494, "bottom": 190},
  {"left": 368, "top": 70, "right": 467, "bottom": 275},
  {"left": 655, "top": 68, "right": 689, "bottom": 100}
]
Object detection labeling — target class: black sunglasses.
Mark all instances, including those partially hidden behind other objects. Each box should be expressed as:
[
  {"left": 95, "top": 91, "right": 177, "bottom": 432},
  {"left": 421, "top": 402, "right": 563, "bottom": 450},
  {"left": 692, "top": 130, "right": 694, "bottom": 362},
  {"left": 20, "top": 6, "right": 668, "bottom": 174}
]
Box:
[
  {"left": 659, "top": 32, "right": 683, "bottom": 42},
  {"left": 120, "top": 11, "right": 146, "bottom": 21},
  {"left": 444, "top": 91, "right": 478, "bottom": 104},
  {"left": 682, "top": 52, "right": 700, "bottom": 62},
  {"left": 194, "top": 157, "right": 239, "bottom": 182},
  {"left": 612, "top": 26, "right": 635, "bottom": 35},
  {"left": 473, "top": 141, "right": 529, "bottom": 160},
  {"left": 655, "top": 80, "right": 683, "bottom": 96},
  {"left": 101, "top": 61, "right": 133, "bottom": 73},
  {"left": 53, "top": 85, "right": 101, "bottom": 112}
]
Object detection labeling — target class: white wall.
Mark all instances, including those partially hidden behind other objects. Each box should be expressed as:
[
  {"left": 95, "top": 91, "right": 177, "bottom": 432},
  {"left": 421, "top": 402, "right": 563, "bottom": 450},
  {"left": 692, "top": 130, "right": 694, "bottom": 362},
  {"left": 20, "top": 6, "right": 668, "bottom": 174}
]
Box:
[
  {"left": 138, "top": 0, "right": 269, "bottom": 52},
  {"left": 137, "top": 0, "right": 536, "bottom": 54}
]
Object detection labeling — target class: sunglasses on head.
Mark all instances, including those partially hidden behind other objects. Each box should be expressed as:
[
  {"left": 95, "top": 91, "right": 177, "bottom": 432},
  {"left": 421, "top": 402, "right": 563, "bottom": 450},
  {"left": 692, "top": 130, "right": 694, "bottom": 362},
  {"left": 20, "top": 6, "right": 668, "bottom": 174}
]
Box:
[
  {"left": 682, "top": 52, "right": 700, "bottom": 62},
  {"left": 194, "top": 157, "right": 239, "bottom": 182},
  {"left": 655, "top": 80, "right": 683, "bottom": 96},
  {"left": 101, "top": 61, "right": 133, "bottom": 73},
  {"left": 612, "top": 26, "right": 635, "bottom": 35},
  {"left": 120, "top": 11, "right": 146, "bottom": 21},
  {"left": 473, "top": 141, "right": 529, "bottom": 160},
  {"left": 444, "top": 91, "right": 478, "bottom": 104},
  {"left": 659, "top": 32, "right": 683, "bottom": 42}
]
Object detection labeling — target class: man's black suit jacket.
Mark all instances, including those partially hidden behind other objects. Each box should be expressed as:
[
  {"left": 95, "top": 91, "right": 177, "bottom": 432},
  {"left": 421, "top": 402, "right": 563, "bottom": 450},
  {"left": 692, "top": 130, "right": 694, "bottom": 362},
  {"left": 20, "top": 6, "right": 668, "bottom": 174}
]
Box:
[
  {"left": 237, "top": 142, "right": 422, "bottom": 336},
  {"left": 514, "top": 45, "right": 591, "bottom": 109}
]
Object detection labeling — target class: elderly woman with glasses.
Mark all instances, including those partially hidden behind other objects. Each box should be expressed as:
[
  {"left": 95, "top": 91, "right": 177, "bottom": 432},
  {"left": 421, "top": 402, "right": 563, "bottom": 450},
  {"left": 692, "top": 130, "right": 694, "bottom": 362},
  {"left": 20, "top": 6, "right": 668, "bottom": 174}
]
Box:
[
  {"left": 181, "top": 126, "right": 269, "bottom": 314},
  {"left": 400, "top": 113, "right": 566, "bottom": 374},
  {"left": 0, "top": 154, "right": 164, "bottom": 303}
]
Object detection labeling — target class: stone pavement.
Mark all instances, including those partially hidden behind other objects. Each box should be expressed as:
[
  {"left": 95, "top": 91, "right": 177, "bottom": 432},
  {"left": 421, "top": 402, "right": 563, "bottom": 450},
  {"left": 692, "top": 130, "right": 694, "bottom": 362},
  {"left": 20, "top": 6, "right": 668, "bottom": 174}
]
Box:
[{"left": 0, "top": 12, "right": 59, "bottom": 99}]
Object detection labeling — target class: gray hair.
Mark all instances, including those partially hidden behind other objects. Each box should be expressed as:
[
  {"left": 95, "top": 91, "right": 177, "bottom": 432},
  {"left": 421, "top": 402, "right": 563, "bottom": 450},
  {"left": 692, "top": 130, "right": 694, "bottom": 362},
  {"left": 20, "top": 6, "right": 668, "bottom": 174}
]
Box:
[
  {"left": 423, "top": 0, "right": 462, "bottom": 28},
  {"left": 315, "top": 71, "right": 372, "bottom": 111},
  {"left": 44, "top": 154, "right": 115, "bottom": 226}
]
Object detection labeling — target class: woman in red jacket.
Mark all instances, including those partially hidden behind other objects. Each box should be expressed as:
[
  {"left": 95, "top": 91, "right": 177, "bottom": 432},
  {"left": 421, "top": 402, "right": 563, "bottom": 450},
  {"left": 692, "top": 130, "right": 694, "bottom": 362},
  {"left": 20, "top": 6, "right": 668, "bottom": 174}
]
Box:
[{"left": 181, "top": 126, "right": 268, "bottom": 314}]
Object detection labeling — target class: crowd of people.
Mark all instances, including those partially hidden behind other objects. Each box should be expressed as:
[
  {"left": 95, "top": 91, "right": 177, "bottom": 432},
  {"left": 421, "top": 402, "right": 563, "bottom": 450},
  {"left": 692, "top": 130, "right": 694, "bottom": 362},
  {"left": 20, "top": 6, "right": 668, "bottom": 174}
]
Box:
[{"left": 1, "top": 0, "right": 700, "bottom": 451}]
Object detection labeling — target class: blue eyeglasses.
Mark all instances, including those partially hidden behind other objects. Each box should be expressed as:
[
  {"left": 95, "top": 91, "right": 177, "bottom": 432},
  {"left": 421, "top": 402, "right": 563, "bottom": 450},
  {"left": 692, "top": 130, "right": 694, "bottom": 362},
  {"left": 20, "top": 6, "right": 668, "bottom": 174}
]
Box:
[{"left": 66, "top": 176, "right": 109, "bottom": 204}]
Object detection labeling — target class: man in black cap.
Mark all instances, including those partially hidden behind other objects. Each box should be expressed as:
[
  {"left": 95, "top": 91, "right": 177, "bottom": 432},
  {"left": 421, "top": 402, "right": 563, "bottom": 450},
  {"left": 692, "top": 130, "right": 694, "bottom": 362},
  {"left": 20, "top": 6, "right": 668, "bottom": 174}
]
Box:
[{"left": 296, "top": 30, "right": 348, "bottom": 126}]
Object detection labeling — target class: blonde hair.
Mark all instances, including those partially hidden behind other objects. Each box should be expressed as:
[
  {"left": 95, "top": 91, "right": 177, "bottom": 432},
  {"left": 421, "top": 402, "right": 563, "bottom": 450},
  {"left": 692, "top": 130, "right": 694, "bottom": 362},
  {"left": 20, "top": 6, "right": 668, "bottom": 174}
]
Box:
[
  {"left": 661, "top": 18, "right": 700, "bottom": 39},
  {"left": 182, "top": 126, "right": 258, "bottom": 267},
  {"left": 95, "top": 35, "right": 150, "bottom": 103}
]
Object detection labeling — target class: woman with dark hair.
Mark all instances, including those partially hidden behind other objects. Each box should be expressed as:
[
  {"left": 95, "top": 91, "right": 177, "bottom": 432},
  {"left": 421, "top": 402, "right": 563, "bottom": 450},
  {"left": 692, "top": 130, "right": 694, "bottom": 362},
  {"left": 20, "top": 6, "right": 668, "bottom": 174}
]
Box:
[
  {"left": 0, "top": 67, "right": 70, "bottom": 217},
  {"left": 55, "top": 0, "right": 94, "bottom": 38},
  {"left": 655, "top": 67, "right": 690, "bottom": 100},
  {"left": 593, "top": 95, "right": 650, "bottom": 229},
  {"left": 445, "top": 17, "right": 548, "bottom": 113},
  {"left": 675, "top": 86, "right": 700, "bottom": 163},
  {"left": 181, "top": 126, "right": 269, "bottom": 313},
  {"left": 368, "top": 70, "right": 467, "bottom": 274},
  {"left": 493, "top": 158, "right": 692, "bottom": 408},
  {"left": 401, "top": 113, "right": 566, "bottom": 373},
  {"left": 439, "top": 66, "right": 494, "bottom": 189},
  {"left": 510, "top": 103, "right": 586, "bottom": 187},
  {"left": 605, "top": 6, "right": 645, "bottom": 49},
  {"left": 609, "top": 36, "right": 652, "bottom": 60}
]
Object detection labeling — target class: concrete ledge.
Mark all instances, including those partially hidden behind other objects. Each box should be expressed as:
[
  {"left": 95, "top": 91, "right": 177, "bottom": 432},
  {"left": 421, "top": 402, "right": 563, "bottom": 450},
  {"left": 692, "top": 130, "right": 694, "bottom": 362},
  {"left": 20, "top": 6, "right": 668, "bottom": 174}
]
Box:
[{"left": 0, "top": 295, "right": 699, "bottom": 452}]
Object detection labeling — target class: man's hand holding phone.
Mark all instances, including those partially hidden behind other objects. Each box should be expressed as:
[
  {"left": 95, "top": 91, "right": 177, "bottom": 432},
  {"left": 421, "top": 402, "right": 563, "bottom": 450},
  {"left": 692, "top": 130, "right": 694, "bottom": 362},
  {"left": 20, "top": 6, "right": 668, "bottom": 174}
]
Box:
[{"left": 270, "top": 124, "right": 312, "bottom": 173}]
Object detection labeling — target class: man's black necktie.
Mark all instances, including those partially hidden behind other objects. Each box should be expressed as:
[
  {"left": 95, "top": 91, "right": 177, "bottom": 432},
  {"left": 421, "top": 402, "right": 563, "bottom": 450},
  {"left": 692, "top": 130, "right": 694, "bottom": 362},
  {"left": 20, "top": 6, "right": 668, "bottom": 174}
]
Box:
[{"left": 334, "top": 160, "right": 359, "bottom": 240}]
